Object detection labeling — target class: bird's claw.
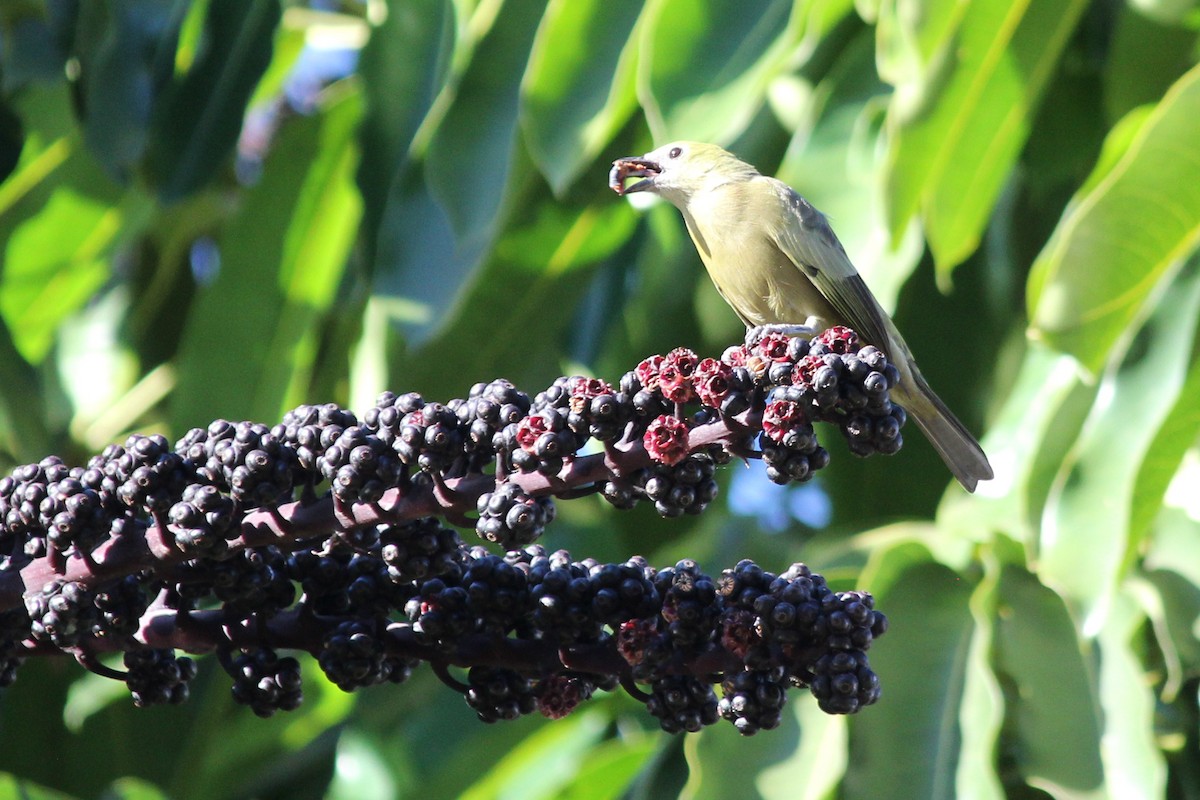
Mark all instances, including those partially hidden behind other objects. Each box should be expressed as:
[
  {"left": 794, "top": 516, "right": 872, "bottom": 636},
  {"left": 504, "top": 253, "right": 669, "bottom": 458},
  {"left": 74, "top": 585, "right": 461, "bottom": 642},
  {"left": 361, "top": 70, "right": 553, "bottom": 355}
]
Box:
[{"left": 744, "top": 320, "right": 822, "bottom": 347}]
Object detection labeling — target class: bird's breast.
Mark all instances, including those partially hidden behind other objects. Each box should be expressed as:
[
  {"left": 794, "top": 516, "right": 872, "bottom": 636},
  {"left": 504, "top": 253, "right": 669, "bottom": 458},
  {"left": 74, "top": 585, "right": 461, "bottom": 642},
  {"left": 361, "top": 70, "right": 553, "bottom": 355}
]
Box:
[{"left": 682, "top": 192, "right": 839, "bottom": 328}]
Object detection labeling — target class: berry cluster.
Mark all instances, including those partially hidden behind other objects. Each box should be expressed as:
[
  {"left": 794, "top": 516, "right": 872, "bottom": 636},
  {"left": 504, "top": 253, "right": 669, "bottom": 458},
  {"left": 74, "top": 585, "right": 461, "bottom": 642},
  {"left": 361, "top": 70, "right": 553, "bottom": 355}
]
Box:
[{"left": 0, "top": 334, "right": 895, "bottom": 732}]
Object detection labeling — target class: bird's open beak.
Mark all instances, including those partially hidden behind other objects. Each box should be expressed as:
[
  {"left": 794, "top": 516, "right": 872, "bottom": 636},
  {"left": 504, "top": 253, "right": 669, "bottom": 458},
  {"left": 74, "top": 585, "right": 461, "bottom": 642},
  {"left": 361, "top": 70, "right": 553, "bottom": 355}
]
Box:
[{"left": 609, "top": 157, "right": 661, "bottom": 196}]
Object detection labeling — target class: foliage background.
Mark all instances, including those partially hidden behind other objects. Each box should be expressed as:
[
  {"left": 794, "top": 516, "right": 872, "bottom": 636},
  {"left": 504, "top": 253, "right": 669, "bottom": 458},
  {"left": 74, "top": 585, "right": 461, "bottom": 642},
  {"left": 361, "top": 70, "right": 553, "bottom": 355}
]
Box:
[{"left": 1, "top": 0, "right": 1199, "bottom": 798}]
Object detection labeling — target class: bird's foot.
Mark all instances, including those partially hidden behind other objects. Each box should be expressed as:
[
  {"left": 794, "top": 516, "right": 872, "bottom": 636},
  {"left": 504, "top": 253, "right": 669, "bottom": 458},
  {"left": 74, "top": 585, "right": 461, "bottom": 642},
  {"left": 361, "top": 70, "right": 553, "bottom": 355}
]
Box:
[{"left": 744, "top": 319, "right": 823, "bottom": 347}]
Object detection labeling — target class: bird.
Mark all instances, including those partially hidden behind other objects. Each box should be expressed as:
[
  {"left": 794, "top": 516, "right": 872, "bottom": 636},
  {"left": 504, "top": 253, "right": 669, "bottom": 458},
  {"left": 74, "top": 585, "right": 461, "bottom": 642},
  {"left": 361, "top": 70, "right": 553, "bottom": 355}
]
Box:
[{"left": 610, "top": 141, "right": 993, "bottom": 492}]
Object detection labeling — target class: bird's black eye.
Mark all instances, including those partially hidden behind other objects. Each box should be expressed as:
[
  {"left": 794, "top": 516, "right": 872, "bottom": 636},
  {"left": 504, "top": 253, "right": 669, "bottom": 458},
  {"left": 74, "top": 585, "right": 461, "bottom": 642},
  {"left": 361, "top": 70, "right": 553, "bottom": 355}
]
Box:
[{"left": 668, "top": 146, "right": 682, "bottom": 159}]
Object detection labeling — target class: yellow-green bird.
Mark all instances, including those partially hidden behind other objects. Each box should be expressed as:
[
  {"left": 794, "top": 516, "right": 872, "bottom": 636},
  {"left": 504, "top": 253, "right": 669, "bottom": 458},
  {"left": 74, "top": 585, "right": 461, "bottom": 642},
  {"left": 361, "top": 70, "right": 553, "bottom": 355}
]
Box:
[{"left": 611, "top": 141, "right": 993, "bottom": 492}]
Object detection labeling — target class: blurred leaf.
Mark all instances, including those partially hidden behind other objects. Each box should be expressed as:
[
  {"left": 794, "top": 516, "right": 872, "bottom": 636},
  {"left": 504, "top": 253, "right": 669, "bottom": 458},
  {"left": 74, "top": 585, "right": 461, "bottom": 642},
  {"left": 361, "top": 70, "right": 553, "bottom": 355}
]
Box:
[
  {"left": 777, "top": 27, "right": 923, "bottom": 313},
  {"left": 144, "top": 0, "right": 281, "bottom": 201},
  {"left": 1039, "top": 259, "right": 1200, "bottom": 614},
  {"left": 389, "top": 194, "right": 638, "bottom": 400},
  {"left": 1128, "top": 0, "right": 1200, "bottom": 25},
  {"left": 173, "top": 88, "right": 360, "bottom": 426},
  {"left": 76, "top": 0, "right": 185, "bottom": 180},
  {"left": 939, "top": 342, "right": 1092, "bottom": 548},
  {"left": 459, "top": 709, "right": 608, "bottom": 800},
  {"left": 356, "top": 0, "right": 454, "bottom": 272},
  {"left": 325, "top": 729, "right": 396, "bottom": 800},
  {"left": 1134, "top": 344, "right": 1200, "bottom": 536},
  {"left": 556, "top": 736, "right": 658, "bottom": 800},
  {"left": 1103, "top": 3, "right": 1198, "bottom": 124},
  {"left": 1028, "top": 62, "right": 1200, "bottom": 372},
  {"left": 0, "top": 774, "right": 78, "bottom": 800},
  {"left": 875, "top": 0, "right": 967, "bottom": 88},
  {"left": 687, "top": 698, "right": 803, "bottom": 800},
  {"left": 520, "top": 0, "right": 641, "bottom": 194},
  {"left": 102, "top": 778, "right": 172, "bottom": 800},
  {"left": 374, "top": 0, "right": 545, "bottom": 347},
  {"left": 425, "top": 0, "right": 546, "bottom": 240},
  {"left": 0, "top": 185, "right": 151, "bottom": 363},
  {"left": 0, "top": 9, "right": 71, "bottom": 90},
  {"left": 993, "top": 565, "right": 1104, "bottom": 795},
  {"left": 954, "top": 550, "right": 1005, "bottom": 800},
  {"left": 843, "top": 555, "right": 974, "bottom": 800},
  {"left": 0, "top": 314, "right": 48, "bottom": 460},
  {"left": 885, "top": 0, "right": 1088, "bottom": 275},
  {"left": 638, "top": 0, "right": 798, "bottom": 144},
  {"left": 756, "top": 699, "right": 846, "bottom": 800},
  {"left": 1097, "top": 589, "right": 1167, "bottom": 798},
  {"left": 1142, "top": 568, "right": 1200, "bottom": 685}
]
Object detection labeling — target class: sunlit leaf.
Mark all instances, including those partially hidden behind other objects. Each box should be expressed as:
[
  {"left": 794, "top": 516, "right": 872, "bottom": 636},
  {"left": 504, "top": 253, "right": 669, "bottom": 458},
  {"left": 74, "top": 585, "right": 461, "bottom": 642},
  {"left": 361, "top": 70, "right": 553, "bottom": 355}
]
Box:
[
  {"left": 874, "top": 0, "right": 967, "bottom": 88},
  {"left": 0, "top": 774, "right": 79, "bottom": 800},
  {"left": 520, "top": 0, "right": 641, "bottom": 195},
  {"left": 1039, "top": 260, "right": 1200, "bottom": 614},
  {"left": 1097, "top": 589, "right": 1167, "bottom": 798},
  {"left": 1128, "top": 0, "right": 1200, "bottom": 25},
  {"left": 885, "top": 0, "right": 1088, "bottom": 275},
  {"left": 1129, "top": 337, "right": 1200, "bottom": 548},
  {"left": 554, "top": 735, "right": 657, "bottom": 800},
  {"left": 638, "top": 0, "right": 799, "bottom": 144},
  {"left": 459, "top": 710, "right": 607, "bottom": 800},
  {"left": 954, "top": 551, "right": 1004, "bottom": 800},
  {"left": 1028, "top": 62, "right": 1200, "bottom": 373},
  {"left": 173, "top": 89, "right": 358, "bottom": 426},
  {"left": 0, "top": 186, "right": 137, "bottom": 362}
]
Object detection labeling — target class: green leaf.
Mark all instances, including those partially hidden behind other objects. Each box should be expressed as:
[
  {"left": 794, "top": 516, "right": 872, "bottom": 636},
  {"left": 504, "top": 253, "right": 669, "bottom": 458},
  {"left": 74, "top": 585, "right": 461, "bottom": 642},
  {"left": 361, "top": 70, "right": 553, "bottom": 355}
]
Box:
[
  {"left": 1128, "top": 0, "right": 1200, "bottom": 25},
  {"left": 938, "top": 342, "right": 1094, "bottom": 549},
  {"left": 0, "top": 774, "right": 79, "bottom": 800},
  {"left": 638, "top": 0, "right": 798, "bottom": 144},
  {"left": 1102, "top": 3, "right": 1199, "bottom": 124},
  {"left": 1130, "top": 346, "right": 1200, "bottom": 550},
  {"left": 383, "top": 196, "right": 638, "bottom": 401},
  {"left": 1028, "top": 62, "right": 1200, "bottom": 372},
  {"left": 777, "top": 28, "right": 923, "bottom": 313},
  {"left": 356, "top": 0, "right": 455, "bottom": 272},
  {"left": 0, "top": 185, "right": 143, "bottom": 363},
  {"left": 77, "top": 0, "right": 186, "bottom": 180},
  {"left": 458, "top": 709, "right": 608, "bottom": 800},
  {"left": 1142, "top": 567, "right": 1200, "bottom": 682},
  {"left": 173, "top": 88, "right": 360, "bottom": 426},
  {"left": 555, "top": 735, "right": 658, "bottom": 800},
  {"left": 954, "top": 550, "right": 1004, "bottom": 800},
  {"left": 144, "top": 0, "right": 281, "bottom": 202},
  {"left": 1097, "top": 588, "right": 1167, "bottom": 798},
  {"left": 884, "top": 0, "right": 1088, "bottom": 274},
  {"left": 843, "top": 556, "right": 974, "bottom": 800},
  {"left": 757, "top": 699, "right": 846, "bottom": 800},
  {"left": 424, "top": 0, "right": 547, "bottom": 241},
  {"left": 1039, "top": 259, "right": 1200, "bottom": 613},
  {"left": 993, "top": 565, "right": 1104, "bottom": 795},
  {"left": 372, "top": 0, "right": 546, "bottom": 348},
  {"left": 520, "top": 0, "right": 641, "bottom": 195},
  {"left": 874, "top": 0, "right": 967, "bottom": 88}
]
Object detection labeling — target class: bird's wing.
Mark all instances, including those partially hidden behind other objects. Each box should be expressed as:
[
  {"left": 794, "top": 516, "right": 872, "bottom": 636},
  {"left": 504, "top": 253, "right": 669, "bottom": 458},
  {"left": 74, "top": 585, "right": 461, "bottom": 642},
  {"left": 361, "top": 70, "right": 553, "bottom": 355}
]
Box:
[{"left": 763, "top": 178, "right": 897, "bottom": 353}]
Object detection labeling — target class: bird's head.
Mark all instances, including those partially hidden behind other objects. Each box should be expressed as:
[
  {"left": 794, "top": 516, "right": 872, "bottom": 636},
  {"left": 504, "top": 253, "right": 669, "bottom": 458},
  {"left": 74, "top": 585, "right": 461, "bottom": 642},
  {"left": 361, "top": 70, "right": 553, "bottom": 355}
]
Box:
[{"left": 610, "top": 142, "right": 759, "bottom": 206}]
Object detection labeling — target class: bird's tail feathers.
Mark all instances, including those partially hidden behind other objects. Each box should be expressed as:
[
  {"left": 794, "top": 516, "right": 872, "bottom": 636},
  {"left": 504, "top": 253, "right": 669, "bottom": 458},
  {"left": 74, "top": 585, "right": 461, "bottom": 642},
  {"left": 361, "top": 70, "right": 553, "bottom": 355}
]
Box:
[{"left": 898, "top": 366, "right": 993, "bottom": 493}]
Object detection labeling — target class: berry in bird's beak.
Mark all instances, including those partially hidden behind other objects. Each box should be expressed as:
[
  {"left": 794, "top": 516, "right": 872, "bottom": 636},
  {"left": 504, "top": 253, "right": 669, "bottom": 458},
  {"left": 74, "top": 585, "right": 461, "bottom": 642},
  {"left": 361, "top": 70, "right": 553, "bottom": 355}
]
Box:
[{"left": 610, "top": 158, "right": 661, "bottom": 195}]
